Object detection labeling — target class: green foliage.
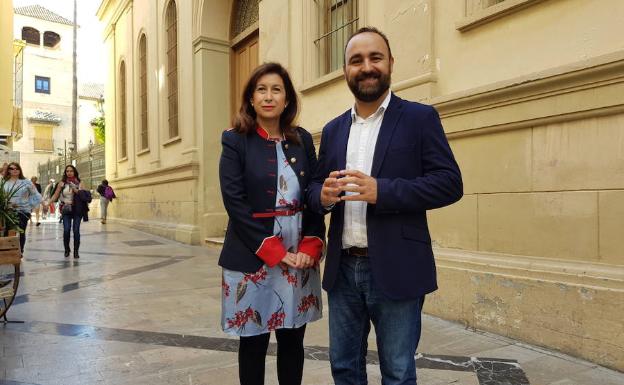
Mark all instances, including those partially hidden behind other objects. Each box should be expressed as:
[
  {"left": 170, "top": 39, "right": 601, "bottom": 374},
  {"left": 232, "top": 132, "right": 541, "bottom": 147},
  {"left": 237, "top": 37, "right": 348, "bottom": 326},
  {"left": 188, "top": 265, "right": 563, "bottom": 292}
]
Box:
[
  {"left": 90, "top": 116, "right": 105, "bottom": 144},
  {"left": 0, "top": 179, "right": 24, "bottom": 233}
]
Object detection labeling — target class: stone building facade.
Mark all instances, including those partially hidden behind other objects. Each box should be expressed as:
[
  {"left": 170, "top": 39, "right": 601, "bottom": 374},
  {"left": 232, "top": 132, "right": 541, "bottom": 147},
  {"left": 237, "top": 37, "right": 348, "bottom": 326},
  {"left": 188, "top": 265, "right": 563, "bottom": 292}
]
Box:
[{"left": 97, "top": 0, "right": 624, "bottom": 370}]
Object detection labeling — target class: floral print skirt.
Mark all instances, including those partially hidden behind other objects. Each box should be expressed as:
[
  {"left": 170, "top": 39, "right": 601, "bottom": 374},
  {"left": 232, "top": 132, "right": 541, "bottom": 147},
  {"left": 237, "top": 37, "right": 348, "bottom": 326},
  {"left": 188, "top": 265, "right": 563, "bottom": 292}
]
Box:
[{"left": 221, "top": 263, "right": 322, "bottom": 337}]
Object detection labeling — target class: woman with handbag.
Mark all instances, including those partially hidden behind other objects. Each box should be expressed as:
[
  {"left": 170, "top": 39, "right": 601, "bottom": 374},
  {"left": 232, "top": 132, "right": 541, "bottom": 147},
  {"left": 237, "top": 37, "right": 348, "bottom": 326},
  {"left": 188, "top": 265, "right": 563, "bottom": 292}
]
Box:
[
  {"left": 219, "top": 62, "right": 325, "bottom": 385},
  {"left": 50, "top": 165, "right": 85, "bottom": 258},
  {"left": 2, "top": 162, "right": 42, "bottom": 254},
  {"left": 41, "top": 178, "right": 56, "bottom": 220},
  {"left": 30, "top": 176, "right": 42, "bottom": 226}
]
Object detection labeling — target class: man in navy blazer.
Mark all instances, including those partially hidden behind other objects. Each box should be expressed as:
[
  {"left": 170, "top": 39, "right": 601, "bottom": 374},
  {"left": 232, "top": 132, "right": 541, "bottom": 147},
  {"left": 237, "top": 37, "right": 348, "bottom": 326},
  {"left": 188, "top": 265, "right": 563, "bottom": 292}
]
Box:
[{"left": 307, "top": 27, "right": 463, "bottom": 385}]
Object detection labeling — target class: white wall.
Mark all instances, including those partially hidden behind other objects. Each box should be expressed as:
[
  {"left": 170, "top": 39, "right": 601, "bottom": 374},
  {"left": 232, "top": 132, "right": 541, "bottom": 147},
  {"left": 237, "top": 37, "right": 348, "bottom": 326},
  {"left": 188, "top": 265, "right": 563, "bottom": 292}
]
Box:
[
  {"left": 13, "top": 14, "right": 74, "bottom": 177},
  {"left": 77, "top": 96, "right": 98, "bottom": 150}
]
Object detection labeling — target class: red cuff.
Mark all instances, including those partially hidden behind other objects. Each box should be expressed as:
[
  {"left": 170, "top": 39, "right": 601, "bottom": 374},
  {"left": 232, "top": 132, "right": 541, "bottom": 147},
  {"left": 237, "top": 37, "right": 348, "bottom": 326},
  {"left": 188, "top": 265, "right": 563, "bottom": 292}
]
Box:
[
  {"left": 256, "top": 236, "right": 287, "bottom": 267},
  {"left": 298, "top": 236, "right": 324, "bottom": 261}
]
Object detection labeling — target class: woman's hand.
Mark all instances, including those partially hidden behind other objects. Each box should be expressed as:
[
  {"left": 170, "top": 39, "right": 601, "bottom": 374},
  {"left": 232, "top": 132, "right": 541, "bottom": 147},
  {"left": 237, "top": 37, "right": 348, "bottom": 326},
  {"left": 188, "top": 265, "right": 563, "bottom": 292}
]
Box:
[
  {"left": 280, "top": 252, "right": 299, "bottom": 268},
  {"left": 280, "top": 252, "right": 314, "bottom": 269},
  {"left": 294, "top": 252, "right": 314, "bottom": 269}
]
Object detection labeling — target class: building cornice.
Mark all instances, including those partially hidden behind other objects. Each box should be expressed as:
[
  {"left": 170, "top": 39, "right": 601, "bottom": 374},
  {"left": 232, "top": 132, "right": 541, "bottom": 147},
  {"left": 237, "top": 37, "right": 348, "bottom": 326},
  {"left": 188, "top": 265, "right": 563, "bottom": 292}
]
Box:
[
  {"left": 392, "top": 72, "right": 438, "bottom": 93},
  {"left": 192, "top": 36, "right": 230, "bottom": 55},
  {"left": 435, "top": 247, "right": 624, "bottom": 291},
  {"left": 96, "top": 0, "right": 114, "bottom": 20},
  {"left": 111, "top": 161, "right": 199, "bottom": 189},
  {"left": 432, "top": 50, "right": 624, "bottom": 138},
  {"left": 101, "top": 0, "right": 132, "bottom": 41}
]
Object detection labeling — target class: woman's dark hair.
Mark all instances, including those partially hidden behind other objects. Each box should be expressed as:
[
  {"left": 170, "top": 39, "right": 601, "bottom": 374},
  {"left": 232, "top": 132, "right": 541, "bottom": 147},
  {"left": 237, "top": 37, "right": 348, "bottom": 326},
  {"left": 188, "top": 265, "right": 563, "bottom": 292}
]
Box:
[
  {"left": 232, "top": 62, "right": 300, "bottom": 144},
  {"left": 3, "top": 162, "right": 25, "bottom": 180},
  {"left": 62, "top": 165, "right": 81, "bottom": 183},
  {"left": 101, "top": 179, "right": 109, "bottom": 186}
]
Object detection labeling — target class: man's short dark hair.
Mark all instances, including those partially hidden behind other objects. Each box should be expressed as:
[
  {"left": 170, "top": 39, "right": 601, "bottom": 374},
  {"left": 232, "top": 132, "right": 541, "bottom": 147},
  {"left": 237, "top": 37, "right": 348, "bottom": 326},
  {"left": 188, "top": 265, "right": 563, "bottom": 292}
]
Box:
[{"left": 344, "top": 26, "right": 393, "bottom": 64}]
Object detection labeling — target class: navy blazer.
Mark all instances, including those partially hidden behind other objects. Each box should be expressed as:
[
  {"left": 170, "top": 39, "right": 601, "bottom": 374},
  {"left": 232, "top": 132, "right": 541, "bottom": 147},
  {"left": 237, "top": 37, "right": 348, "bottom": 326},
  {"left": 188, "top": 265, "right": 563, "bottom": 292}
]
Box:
[
  {"left": 307, "top": 94, "right": 463, "bottom": 300},
  {"left": 219, "top": 126, "right": 326, "bottom": 273}
]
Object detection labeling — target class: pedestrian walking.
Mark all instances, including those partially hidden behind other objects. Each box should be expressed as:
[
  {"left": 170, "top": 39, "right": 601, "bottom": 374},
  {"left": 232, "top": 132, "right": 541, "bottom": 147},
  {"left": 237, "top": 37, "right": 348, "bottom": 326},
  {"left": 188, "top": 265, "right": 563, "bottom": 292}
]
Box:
[
  {"left": 30, "top": 176, "right": 42, "bottom": 226},
  {"left": 50, "top": 165, "right": 91, "bottom": 258},
  {"left": 41, "top": 178, "right": 56, "bottom": 219},
  {"left": 96, "top": 179, "right": 115, "bottom": 224},
  {"left": 2, "top": 162, "right": 42, "bottom": 254}
]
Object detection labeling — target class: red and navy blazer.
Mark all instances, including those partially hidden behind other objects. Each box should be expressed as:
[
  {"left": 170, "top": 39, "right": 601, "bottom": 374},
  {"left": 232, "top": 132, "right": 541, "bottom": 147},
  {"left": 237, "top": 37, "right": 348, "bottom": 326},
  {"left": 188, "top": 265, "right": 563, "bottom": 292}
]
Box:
[{"left": 218, "top": 126, "right": 326, "bottom": 273}]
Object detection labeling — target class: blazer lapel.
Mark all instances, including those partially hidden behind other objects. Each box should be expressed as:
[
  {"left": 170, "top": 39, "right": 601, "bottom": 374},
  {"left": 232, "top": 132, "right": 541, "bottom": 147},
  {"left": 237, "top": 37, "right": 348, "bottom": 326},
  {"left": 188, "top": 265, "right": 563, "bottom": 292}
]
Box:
[
  {"left": 371, "top": 94, "right": 403, "bottom": 177},
  {"left": 336, "top": 110, "right": 352, "bottom": 171}
]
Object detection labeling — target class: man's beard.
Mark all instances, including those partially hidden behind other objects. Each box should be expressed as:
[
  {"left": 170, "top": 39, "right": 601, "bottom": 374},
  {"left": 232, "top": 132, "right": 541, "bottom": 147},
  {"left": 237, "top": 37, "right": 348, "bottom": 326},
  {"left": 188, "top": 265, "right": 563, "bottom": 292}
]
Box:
[{"left": 347, "top": 71, "right": 391, "bottom": 102}]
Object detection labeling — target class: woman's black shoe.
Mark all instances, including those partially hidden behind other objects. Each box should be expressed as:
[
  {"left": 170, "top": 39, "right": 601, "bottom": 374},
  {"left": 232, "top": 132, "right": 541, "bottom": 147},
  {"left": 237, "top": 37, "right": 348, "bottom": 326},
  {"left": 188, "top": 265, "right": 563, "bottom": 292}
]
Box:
[
  {"left": 74, "top": 250, "right": 79, "bottom": 259},
  {"left": 64, "top": 250, "right": 70, "bottom": 258}
]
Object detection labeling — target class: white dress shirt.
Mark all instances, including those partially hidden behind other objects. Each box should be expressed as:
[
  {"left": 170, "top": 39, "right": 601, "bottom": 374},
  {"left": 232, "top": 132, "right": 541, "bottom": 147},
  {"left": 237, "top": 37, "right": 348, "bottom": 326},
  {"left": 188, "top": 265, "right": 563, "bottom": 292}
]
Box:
[{"left": 342, "top": 92, "right": 392, "bottom": 249}]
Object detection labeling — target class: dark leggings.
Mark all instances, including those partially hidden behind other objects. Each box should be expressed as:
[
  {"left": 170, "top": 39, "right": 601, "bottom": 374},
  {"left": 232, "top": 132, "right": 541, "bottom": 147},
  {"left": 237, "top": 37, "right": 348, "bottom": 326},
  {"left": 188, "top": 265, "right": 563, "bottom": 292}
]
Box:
[
  {"left": 239, "top": 325, "right": 306, "bottom": 385},
  {"left": 17, "top": 211, "right": 30, "bottom": 253}
]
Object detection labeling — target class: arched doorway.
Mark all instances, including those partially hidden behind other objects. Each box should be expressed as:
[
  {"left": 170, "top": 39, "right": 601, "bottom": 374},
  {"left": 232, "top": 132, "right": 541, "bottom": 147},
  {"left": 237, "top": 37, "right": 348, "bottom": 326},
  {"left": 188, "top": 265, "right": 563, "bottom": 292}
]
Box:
[{"left": 230, "top": 0, "right": 259, "bottom": 117}]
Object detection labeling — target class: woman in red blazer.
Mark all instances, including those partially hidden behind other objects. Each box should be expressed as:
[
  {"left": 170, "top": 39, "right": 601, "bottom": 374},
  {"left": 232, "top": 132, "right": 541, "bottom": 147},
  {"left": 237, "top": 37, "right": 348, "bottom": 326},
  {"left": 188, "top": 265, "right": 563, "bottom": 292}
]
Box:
[{"left": 218, "top": 62, "right": 325, "bottom": 385}]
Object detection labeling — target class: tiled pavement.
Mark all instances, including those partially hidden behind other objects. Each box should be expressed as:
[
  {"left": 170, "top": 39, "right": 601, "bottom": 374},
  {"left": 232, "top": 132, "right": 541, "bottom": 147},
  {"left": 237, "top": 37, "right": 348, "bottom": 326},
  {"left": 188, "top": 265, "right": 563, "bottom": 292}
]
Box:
[{"left": 1, "top": 219, "right": 623, "bottom": 385}]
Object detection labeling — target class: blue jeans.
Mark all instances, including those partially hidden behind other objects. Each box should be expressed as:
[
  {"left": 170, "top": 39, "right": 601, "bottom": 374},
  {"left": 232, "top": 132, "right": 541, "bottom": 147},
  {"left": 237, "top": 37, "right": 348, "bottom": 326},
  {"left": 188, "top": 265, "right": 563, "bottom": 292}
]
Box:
[
  {"left": 328, "top": 255, "right": 424, "bottom": 385},
  {"left": 62, "top": 213, "right": 82, "bottom": 251}
]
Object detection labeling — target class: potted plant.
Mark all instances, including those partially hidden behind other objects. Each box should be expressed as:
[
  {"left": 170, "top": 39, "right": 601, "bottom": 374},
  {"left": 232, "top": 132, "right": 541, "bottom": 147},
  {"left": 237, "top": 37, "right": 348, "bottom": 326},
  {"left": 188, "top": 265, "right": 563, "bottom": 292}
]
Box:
[
  {"left": 0, "top": 178, "right": 23, "bottom": 321},
  {"left": 0, "top": 177, "right": 24, "bottom": 234}
]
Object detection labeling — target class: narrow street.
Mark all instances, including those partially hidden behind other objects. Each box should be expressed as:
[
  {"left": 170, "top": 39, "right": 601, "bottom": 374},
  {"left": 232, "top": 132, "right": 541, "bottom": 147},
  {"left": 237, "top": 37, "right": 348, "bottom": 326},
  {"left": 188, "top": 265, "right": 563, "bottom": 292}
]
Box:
[{"left": 0, "top": 220, "right": 621, "bottom": 385}]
